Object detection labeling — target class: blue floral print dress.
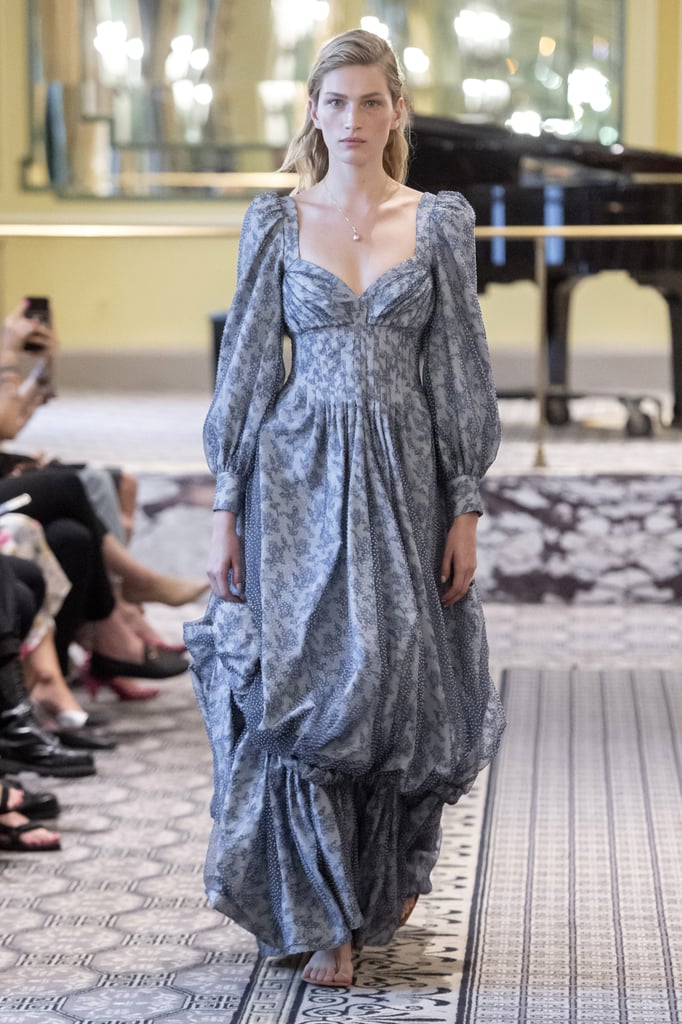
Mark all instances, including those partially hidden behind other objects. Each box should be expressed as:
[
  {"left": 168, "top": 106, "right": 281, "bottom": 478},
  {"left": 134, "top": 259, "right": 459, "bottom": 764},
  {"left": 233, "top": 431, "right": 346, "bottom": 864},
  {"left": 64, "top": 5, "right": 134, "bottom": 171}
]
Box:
[{"left": 184, "top": 189, "right": 506, "bottom": 957}]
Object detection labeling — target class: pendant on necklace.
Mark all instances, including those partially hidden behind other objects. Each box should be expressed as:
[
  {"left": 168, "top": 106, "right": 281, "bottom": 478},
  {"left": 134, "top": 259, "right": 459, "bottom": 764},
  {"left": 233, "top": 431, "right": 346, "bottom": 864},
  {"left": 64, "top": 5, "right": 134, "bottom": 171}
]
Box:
[{"left": 352, "top": 230, "right": 361, "bottom": 242}]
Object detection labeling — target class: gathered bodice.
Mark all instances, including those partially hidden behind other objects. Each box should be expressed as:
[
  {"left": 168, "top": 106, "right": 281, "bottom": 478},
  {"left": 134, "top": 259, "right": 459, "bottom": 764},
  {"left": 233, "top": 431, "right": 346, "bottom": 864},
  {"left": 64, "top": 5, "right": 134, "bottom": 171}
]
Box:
[
  {"left": 288, "top": 322, "right": 425, "bottom": 408},
  {"left": 280, "top": 195, "right": 436, "bottom": 411},
  {"left": 204, "top": 188, "right": 500, "bottom": 523}
]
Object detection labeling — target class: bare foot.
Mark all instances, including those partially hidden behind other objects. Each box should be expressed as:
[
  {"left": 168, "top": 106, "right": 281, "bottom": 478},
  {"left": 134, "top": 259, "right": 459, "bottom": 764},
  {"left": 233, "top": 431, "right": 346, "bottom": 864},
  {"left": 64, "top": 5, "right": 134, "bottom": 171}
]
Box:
[
  {"left": 25, "top": 634, "right": 88, "bottom": 722},
  {"left": 301, "top": 942, "right": 353, "bottom": 987},
  {"left": 0, "top": 810, "right": 61, "bottom": 850},
  {"left": 118, "top": 599, "right": 161, "bottom": 642},
  {"left": 117, "top": 600, "right": 186, "bottom": 652},
  {"left": 90, "top": 607, "right": 145, "bottom": 663}
]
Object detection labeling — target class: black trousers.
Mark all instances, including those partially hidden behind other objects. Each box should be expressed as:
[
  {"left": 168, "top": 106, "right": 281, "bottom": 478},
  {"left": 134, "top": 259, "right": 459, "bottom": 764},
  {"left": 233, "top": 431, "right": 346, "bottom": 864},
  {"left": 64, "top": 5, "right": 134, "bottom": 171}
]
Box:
[
  {"left": 5, "top": 555, "right": 46, "bottom": 641},
  {"left": 0, "top": 553, "right": 44, "bottom": 711},
  {"left": 0, "top": 469, "right": 115, "bottom": 673}
]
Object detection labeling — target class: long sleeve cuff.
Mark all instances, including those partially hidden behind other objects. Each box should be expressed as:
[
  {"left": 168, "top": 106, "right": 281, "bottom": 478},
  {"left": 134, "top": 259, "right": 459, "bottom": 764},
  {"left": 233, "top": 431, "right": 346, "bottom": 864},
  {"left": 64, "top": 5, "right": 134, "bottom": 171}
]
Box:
[
  {"left": 446, "top": 474, "right": 483, "bottom": 521},
  {"left": 213, "top": 470, "right": 245, "bottom": 514}
]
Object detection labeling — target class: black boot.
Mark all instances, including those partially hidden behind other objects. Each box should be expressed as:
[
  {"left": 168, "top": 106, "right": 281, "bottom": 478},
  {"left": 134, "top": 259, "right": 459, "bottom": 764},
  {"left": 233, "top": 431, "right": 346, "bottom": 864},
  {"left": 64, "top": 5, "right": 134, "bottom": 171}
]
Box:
[{"left": 0, "top": 701, "right": 96, "bottom": 778}]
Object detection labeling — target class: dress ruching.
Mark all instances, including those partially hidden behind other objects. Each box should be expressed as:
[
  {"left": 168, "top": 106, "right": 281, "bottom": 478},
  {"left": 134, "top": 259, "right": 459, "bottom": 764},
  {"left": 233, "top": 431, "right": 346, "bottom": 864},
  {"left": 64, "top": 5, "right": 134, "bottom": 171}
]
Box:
[{"left": 184, "top": 189, "right": 506, "bottom": 956}]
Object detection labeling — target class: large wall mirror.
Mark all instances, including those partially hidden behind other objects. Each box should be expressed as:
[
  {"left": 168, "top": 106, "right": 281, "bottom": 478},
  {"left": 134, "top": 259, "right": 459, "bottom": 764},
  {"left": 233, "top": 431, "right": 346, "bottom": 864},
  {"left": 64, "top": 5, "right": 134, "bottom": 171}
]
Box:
[{"left": 23, "top": 0, "right": 624, "bottom": 198}]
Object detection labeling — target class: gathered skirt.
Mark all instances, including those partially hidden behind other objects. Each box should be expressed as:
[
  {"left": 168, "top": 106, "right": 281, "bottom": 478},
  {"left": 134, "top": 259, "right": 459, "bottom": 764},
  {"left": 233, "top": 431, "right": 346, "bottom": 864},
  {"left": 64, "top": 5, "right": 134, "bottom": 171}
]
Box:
[{"left": 184, "top": 385, "right": 506, "bottom": 955}]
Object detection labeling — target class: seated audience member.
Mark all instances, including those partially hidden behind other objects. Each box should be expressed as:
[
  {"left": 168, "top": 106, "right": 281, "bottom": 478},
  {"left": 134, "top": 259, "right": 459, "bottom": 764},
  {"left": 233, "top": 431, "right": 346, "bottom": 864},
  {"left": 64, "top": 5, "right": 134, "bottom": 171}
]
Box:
[
  {"left": 0, "top": 304, "right": 202, "bottom": 697},
  {"left": 0, "top": 301, "right": 137, "bottom": 543},
  {"left": 1, "top": 303, "right": 205, "bottom": 605}
]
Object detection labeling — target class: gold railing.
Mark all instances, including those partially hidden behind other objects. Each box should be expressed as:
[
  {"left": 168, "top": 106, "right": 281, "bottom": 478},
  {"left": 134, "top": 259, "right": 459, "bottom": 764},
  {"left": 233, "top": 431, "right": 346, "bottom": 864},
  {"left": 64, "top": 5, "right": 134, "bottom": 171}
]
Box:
[
  {"left": 0, "top": 224, "right": 242, "bottom": 238},
  {"left": 2, "top": 221, "right": 681, "bottom": 466}
]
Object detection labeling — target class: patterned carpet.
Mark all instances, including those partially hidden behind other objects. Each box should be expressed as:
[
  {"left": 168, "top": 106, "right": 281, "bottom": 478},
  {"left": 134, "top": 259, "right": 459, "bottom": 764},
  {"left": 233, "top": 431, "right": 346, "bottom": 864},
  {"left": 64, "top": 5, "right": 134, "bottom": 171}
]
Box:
[
  {"left": 457, "top": 667, "right": 682, "bottom": 1024},
  {"left": 0, "top": 666, "right": 489, "bottom": 1023}
]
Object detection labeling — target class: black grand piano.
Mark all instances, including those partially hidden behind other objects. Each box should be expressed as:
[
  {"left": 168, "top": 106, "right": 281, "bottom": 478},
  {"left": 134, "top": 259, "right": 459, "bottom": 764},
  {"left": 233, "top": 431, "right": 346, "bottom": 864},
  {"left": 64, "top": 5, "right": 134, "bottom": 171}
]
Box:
[{"left": 407, "top": 115, "right": 682, "bottom": 432}]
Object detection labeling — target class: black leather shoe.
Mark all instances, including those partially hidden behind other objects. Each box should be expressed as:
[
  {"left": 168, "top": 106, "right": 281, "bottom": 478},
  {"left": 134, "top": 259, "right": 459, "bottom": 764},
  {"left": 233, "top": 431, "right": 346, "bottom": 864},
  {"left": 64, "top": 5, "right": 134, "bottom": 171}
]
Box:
[
  {"left": 0, "top": 702, "right": 96, "bottom": 777},
  {"left": 90, "top": 644, "right": 188, "bottom": 681},
  {"left": 53, "top": 725, "right": 117, "bottom": 751}
]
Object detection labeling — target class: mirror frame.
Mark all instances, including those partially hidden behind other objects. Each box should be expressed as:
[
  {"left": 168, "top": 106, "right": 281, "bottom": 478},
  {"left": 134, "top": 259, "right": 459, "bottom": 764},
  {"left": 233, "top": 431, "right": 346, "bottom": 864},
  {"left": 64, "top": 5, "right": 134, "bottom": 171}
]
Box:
[{"left": 22, "top": 0, "right": 625, "bottom": 201}]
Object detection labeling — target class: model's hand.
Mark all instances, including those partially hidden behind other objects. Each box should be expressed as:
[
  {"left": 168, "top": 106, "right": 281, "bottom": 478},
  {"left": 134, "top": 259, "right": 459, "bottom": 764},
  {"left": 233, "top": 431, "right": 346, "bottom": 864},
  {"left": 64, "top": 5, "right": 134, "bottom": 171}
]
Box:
[
  {"left": 440, "top": 512, "right": 478, "bottom": 606},
  {"left": 207, "top": 510, "right": 244, "bottom": 602}
]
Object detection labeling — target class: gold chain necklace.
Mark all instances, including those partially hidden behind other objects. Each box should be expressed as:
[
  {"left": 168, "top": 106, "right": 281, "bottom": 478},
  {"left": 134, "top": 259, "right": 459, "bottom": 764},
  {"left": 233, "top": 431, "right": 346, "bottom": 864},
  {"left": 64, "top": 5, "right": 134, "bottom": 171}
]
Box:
[{"left": 322, "top": 177, "right": 393, "bottom": 243}]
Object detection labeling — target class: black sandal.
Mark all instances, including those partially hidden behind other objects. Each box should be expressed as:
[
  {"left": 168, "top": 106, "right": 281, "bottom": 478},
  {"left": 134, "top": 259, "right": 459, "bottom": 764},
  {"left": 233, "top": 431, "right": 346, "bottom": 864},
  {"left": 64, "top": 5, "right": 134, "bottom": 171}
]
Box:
[
  {"left": 0, "top": 782, "right": 13, "bottom": 814},
  {"left": 1, "top": 778, "right": 60, "bottom": 819},
  {"left": 0, "top": 819, "right": 61, "bottom": 852}
]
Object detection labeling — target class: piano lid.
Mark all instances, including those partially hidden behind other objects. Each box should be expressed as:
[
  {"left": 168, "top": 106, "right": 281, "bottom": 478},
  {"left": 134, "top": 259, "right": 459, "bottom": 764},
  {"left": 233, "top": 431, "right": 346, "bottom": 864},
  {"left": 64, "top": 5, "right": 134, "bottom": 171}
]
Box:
[{"left": 409, "top": 114, "right": 682, "bottom": 190}]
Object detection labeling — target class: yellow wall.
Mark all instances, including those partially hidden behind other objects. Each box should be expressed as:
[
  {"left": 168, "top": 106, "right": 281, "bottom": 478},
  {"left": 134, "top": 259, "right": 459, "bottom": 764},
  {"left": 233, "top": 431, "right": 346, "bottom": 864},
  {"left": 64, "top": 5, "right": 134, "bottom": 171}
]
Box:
[
  {"left": 655, "top": 0, "right": 682, "bottom": 151},
  {"left": 0, "top": 0, "right": 680, "bottom": 369}
]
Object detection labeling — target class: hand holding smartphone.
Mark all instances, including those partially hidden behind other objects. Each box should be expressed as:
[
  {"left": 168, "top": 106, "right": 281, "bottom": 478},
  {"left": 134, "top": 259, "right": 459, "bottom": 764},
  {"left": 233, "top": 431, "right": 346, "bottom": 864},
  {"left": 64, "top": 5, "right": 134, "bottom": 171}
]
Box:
[{"left": 22, "top": 296, "right": 51, "bottom": 351}]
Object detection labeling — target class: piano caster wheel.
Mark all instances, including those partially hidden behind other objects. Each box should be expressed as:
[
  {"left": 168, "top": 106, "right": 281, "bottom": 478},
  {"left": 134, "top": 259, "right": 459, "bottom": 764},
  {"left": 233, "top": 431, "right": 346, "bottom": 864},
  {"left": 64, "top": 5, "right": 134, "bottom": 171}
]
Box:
[
  {"left": 625, "top": 409, "right": 653, "bottom": 437},
  {"left": 545, "top": 396, "right": 570, "bottom": 427}
]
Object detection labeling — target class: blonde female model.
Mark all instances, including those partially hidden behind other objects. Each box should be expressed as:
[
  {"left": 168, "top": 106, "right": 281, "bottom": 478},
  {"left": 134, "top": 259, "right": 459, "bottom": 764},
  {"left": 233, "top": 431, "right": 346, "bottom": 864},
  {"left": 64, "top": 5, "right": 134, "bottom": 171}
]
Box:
[{"left": 186, "top": 28, "right": 506, "bottom": 988}]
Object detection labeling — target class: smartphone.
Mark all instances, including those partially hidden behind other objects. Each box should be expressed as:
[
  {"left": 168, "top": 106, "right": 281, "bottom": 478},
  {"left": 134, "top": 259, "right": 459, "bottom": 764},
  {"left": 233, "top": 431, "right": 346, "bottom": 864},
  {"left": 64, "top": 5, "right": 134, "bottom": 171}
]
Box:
[
  {"left": 0, "top": 493, "right": 32, "bottom": 516},
  {"left": 23, "top": 296, "right": 51, "bottom": 325},
  {"left": 22, "top": 296, "right": 51, "bottom": 351}
]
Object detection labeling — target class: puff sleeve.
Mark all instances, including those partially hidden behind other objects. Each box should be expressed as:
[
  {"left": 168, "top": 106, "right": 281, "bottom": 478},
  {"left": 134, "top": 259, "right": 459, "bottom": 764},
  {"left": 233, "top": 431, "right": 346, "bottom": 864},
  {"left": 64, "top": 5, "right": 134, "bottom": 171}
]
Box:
[
  {"left": 422, "top": 191, "right": 501, "bottom": 520},
  {"left": 203, "top": 192, "right": 286, "bottom": 513}
]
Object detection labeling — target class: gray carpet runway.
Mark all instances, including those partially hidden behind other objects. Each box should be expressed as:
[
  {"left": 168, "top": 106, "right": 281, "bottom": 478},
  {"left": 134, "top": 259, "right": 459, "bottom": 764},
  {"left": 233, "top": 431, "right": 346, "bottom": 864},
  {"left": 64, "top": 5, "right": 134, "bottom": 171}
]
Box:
[{"left": 457, "top": 668, "right": 682, "bottom": 1024}]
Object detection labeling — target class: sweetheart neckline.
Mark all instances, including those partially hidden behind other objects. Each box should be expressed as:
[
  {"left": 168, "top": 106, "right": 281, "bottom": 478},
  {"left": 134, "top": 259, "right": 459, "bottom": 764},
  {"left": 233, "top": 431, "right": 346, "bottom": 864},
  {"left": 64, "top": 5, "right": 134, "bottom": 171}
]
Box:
[
  {"left": 290, "top": 253, "right": 426, "bottom": 300},
  {"left": 285, "top": 193, "right": 429, "bottom": 300}
]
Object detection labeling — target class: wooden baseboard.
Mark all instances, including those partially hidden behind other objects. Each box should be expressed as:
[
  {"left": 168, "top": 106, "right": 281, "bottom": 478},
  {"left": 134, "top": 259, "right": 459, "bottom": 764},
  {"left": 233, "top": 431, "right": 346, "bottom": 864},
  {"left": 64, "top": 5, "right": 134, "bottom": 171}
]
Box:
[
  {"left": 55, "top": 349, "right": 214, "bottom": 392},
  {"left": 53, "top": 346, "right": 670, "bottom": 395},
  {"left": 491, "top": 348, "right": 670, "bottom": 393}
]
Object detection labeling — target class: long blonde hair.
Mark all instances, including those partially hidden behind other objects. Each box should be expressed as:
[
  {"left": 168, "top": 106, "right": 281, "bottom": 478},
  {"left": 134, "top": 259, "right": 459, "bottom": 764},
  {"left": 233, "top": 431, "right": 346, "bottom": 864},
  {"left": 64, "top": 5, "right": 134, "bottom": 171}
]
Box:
[{"left": 280, "top": 29, "right": 411, "bottom": 191}]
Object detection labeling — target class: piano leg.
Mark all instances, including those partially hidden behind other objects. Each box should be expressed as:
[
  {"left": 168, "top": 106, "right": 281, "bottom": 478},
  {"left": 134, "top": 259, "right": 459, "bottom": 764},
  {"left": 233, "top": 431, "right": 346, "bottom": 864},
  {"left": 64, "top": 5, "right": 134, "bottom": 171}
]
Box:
[
  {"left": 545, "top": 273, "right": 575, "bottom": 426},
  {"left": 546, "top": 276, "right": 682, "bottom": 430},
  {"left": 665, "top": 292, "right": 682, "bottom": 427}
]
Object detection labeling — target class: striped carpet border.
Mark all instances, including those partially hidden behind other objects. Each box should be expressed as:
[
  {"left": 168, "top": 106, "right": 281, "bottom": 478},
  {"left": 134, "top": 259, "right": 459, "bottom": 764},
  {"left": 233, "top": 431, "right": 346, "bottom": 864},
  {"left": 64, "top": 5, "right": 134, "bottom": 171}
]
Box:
[{"left": 456, "top": 668, "right": 682, "bottom": 1024}]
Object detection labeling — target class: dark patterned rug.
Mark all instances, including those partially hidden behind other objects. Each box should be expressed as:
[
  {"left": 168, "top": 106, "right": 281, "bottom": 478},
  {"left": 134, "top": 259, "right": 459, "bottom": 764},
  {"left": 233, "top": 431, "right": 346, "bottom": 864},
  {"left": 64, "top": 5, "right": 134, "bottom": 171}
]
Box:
[
  {"left": 456, "top": 667, "right": 682, "bottom": 1024},
  {"left": 130, "top": 473, "right": 682, "bottom": 605},
  {"left": 479, "top": 475, "right": 682, "bottom": 603}
]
